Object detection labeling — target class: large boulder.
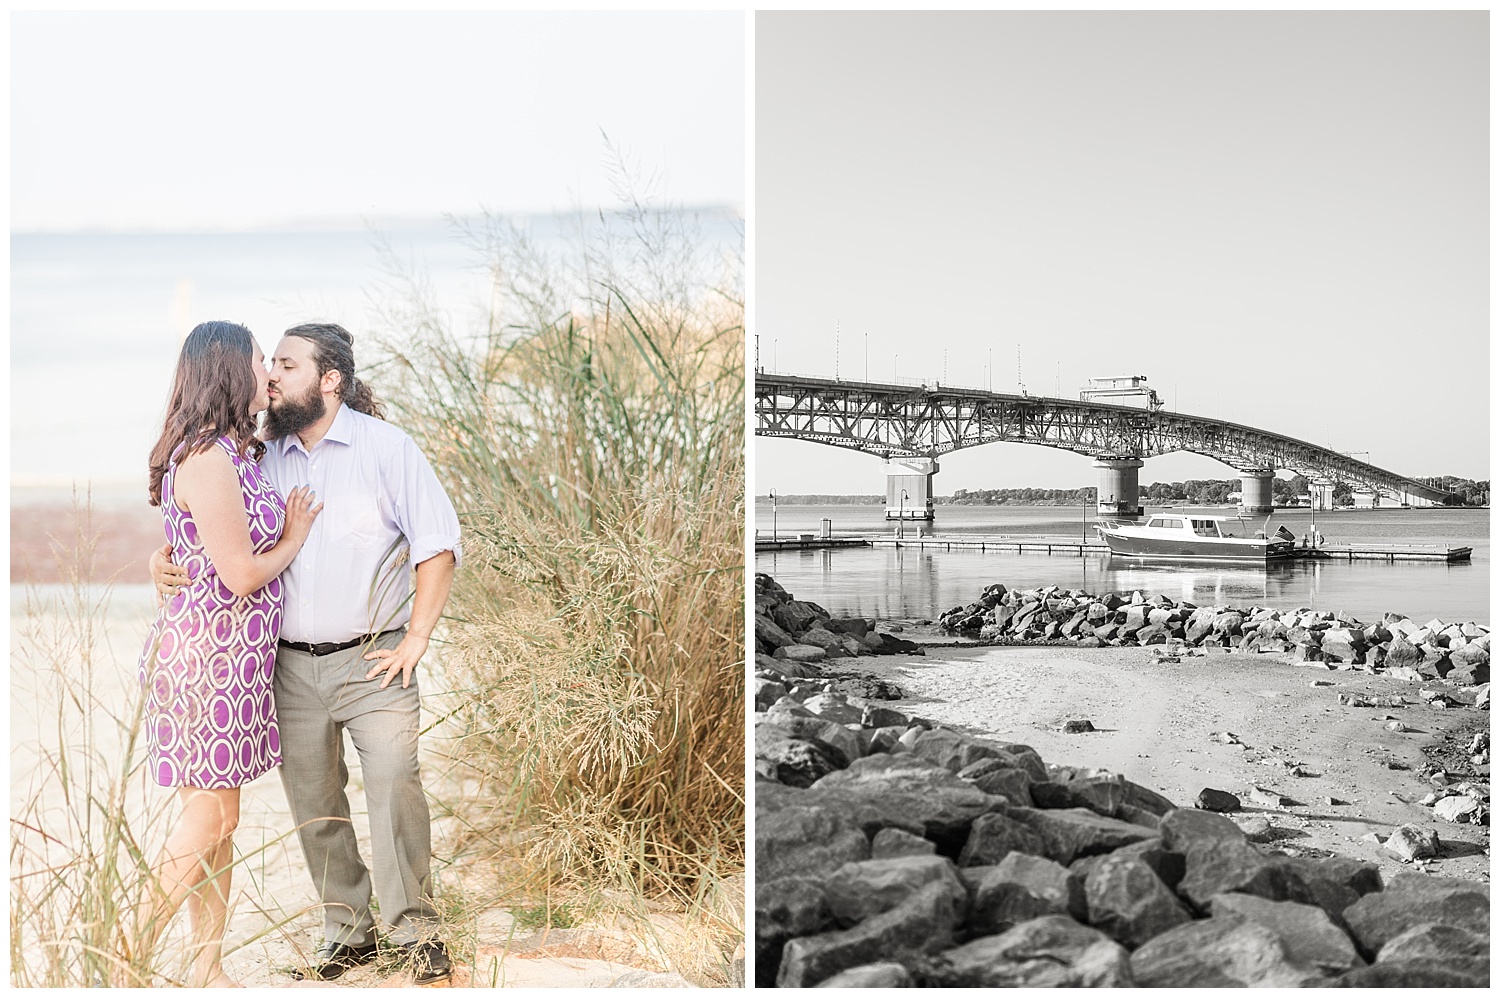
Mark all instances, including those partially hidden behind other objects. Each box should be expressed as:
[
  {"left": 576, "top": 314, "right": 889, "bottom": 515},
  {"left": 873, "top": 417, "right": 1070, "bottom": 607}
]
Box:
[
  {"left": 759, "top": 716, "right": 860, "bottom": 769},
  {"left": 796, "top": 627, "right": 854, "bottom": 658},
  {"left": 1031, "top": 774, "right": 1123, "bottom": 817},
  {"left": 967, "top": 852, "right": 1087, "bottom": 935},
  {"left": 958, "top": 811, "right": 1048, "bottom": 867},
  {"left": 811, "top": 755, "right": 1009, "bottom": 852},
  {"left": 771, "top": 599, "right": 830, "bottom": 635},
  {"left": 961, "top": 759, "right": 1035, "bottom": 805},
  {"left": 1174, "top": 839, "right": 1321, "bottom": 912},
  {"left": 756, "top": 726, "right": 845, "bottom": 788},
  {"left": 801, "top": 693, "right": 864, "bottom": 724},
  {"left": 1318, "top": 626, "right": 1366, "bottom": 664},
  {"left": 1072, "top": 837, "right": 1186, "bottom": 893},
  {"left": 776, "top": 880, "right": 962, "bottom": 987},
  {"left": 924, "top": 915, "right": 1134, "bottom": 987},
  {"left": 1342, "top": 875, "right": 1489, "bottom": 957},
  {"left": 1383, "top": 823, "right": 1440, "bottom": 861},
  {"left": 1158, "top": 807, "right": 1246, "bottom": 852},
  {"left": 1384, "top": 636, "right": 1425, "bottom": 671},
  {"left": 756, "top": 803, "right": 871, "bottom": 883},
  {"left": 754, "top": 877, "right": 833, "bottom": 987},
  {"left": 759, "top": 780, "right": 926, "bottom": 843},
  {"left": 1208, "top": 893, "right": 1365, "bottom": 977},
  {"left": 870, "top": 827, "right": 936, "bottom": 859},
  {"left": 1010, "top": 807, "right": 1157, "bottom": 865},
  {"left": 755, "top": 613, "right": 797, "bottom": 652},
  {"left": 1184, "top": 607, "right": 1219, "bottom": 644},
  {"left": 1082, "top": 852, "right": 1193, "bottom": 949},
  {"left": 1131, "top": 917, "right": 1316, "bottom": 987},
  {"left": 822, "top": 616, "right": 871, "bottom": 639},
  {"left": 774, "top": 643, "right": 828, "bottom": 664},
  {"left": 754, "top": 677, "right": 788, "bottom": 712},
  {"left": 812, "top": 963, "right": 912, "bottom": 987},
  {"left": 910, "top": 728, "right": 1044, "bottom": 778},
  {"left": 823, "top": 855, "right": 967, "bottom": 928}
]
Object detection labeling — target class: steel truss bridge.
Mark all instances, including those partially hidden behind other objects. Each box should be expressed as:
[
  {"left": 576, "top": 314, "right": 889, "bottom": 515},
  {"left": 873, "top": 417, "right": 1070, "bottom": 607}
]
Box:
[{"left": 755, "top": 373, "right": 1457, "bottom": 505}]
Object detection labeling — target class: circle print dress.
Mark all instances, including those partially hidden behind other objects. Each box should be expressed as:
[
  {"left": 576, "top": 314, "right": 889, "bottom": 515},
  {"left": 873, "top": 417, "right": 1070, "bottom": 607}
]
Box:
[{"left": 138, "top": 436, "right": 286, "bottom": 788}]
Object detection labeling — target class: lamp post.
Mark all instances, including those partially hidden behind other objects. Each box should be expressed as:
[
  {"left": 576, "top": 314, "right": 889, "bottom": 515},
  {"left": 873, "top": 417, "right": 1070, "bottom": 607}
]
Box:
[
  {"left": 769, "top": 489, "right": 778, "bottom": 542},
  {"left": 899, "top": 488, "right": 910, "bottom": 541}
]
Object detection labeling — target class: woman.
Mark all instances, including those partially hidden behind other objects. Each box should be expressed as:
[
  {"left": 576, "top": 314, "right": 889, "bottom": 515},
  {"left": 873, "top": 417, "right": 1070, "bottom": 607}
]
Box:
[{"left": 136, "top": 321, "right": 321, "bottom": 987}]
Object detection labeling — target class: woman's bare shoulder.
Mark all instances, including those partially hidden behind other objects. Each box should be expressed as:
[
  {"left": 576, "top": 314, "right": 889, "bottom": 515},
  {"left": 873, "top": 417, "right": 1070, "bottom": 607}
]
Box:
[{"left": 173, "top": 442, "right": 239, "bottom": 510}]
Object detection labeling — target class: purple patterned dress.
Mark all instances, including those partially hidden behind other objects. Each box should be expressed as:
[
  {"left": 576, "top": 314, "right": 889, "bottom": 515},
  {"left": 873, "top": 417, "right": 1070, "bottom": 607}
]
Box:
[{"left": 139, "top": 436, "right": 286, "bottom": 788}]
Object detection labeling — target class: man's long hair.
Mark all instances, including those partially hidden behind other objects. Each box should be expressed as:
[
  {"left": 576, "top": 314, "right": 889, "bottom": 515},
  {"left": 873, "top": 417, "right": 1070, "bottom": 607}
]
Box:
[
  {"left": 148, "top": 321, "right": 265, "bottom": 507},
  {"left": 283, "top": 323, "right": 385, "bottom": 419}
]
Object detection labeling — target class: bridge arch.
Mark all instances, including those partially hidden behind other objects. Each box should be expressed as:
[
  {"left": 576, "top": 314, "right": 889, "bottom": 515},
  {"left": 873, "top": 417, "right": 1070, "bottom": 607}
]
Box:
[{"left": 754, "top": 373, "right": 1457, "bottom": 518}]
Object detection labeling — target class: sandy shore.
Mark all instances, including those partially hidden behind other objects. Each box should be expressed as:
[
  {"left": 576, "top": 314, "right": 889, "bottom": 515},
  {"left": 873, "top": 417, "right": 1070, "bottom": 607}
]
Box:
[
  {"left": 834, "top": 635, "right": 1488, "bottom": 883},
  {"left": 10, "top": 501, "right": 163, "bottom": 585},
  {"left": 11, "top": 582, "right": 723, "bottom": 988}
]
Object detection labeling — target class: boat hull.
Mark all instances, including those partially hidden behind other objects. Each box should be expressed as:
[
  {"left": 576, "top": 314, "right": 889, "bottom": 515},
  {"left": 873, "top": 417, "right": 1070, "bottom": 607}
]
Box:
[{"left": 1096, "top": 526, "right": 1295, "bottom": 562}]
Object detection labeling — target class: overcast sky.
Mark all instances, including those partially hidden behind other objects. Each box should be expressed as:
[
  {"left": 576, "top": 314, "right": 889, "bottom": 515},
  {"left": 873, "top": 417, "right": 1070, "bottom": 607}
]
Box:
[
  {"left": 12, "top": 11, "right": 744, "bottom": 230},
  {"left": 754, "top": 11, "right": 1488, "bottom": 495}
]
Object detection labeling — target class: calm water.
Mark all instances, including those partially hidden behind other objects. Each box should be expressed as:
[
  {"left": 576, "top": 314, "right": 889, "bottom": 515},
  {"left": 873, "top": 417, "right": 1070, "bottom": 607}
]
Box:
[
  {"left": 11, "top": 210, "right": 742, "bottom": 490},
  {"left": 755, "top": 504, "right": 1491, "bottom": 626}
]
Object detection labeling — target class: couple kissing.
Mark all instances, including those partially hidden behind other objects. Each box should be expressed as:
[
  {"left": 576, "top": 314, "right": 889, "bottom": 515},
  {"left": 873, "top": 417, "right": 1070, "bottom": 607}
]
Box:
[{"left": 138, "top": 321, "right": 460, "bottom": 986}]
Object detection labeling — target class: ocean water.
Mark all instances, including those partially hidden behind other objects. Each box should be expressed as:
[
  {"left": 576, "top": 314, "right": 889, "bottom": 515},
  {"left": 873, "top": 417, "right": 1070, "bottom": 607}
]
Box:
[
  {"left": 11, "top": 209, "right": 742, "bottom": 497},
  {"left": 754, "top": 503, "right": 1491, "bottom": 626}
]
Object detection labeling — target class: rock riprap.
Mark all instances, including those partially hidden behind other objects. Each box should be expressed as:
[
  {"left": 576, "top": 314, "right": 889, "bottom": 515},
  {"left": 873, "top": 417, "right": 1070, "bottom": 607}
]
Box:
[
  {"left": 753, "top": 576, "right": 1490, "bottom": 988},
  {"left": 936, "top": 581, "right": 1489, "bottom": 690}
]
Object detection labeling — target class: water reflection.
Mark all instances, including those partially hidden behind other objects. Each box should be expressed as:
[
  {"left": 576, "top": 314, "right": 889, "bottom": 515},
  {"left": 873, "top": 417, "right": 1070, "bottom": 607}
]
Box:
[
  {"left": 759, "top": 543, "right": 1485, "bottom": 624},
  {"left": 1101, "top": 555, "right": 1304, "bottom": 608}
]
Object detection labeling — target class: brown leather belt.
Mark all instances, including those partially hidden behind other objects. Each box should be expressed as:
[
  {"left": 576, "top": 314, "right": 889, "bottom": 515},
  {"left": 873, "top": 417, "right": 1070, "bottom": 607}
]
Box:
[{"left": 278, "top": 629, "right": 401, "bottom": 657}]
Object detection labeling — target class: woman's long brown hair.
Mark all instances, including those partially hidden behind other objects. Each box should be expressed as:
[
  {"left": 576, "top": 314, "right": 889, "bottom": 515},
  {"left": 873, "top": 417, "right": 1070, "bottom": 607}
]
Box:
[{"left": 148, "top": 321, "right": 266, "bottom": 507}]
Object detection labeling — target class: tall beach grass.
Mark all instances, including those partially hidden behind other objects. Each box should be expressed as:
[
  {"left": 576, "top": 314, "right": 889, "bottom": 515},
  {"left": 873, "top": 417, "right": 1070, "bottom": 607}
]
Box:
[
  {"left": 9, "top": 502, "right": 313, "bottom": 986},
  {"left": 371, "top": 187, "right": 744, "bottom": 969}
]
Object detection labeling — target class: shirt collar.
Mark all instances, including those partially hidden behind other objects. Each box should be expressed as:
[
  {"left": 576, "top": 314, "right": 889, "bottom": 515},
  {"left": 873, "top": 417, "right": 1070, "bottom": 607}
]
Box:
[{"left": 276, "top": 401, "right": 353, "bottom": 456}]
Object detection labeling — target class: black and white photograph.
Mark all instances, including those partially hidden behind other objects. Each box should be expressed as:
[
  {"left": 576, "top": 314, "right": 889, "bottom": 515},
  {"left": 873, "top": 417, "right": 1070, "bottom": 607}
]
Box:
[{"left": 751, "top": 11, "right": 1489, "bottom": 988}]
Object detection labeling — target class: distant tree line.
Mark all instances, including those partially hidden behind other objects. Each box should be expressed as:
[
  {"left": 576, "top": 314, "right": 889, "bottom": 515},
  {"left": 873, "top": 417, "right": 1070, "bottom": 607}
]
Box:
[
  {"left": 1428, "top": 478, "right": 1490, "bottom": 507},
  {"left": 953, "top": 475, "right": 1489, "bottom": 508},
  {"left": 950, "top": 487, "right": 1097, "bottom": 505},
  {"left": 759, "top": 494, "right": 885, "bottom": 505},
  {"left": 764, "top": 478, "right": 1487, "bottom": 508}
]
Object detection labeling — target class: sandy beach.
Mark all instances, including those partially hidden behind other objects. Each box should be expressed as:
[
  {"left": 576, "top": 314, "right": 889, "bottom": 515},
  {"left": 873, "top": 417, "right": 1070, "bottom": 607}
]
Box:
[
  {"left": 10, "top": 580, "right": 733, "bottom": 988},
  {"left": 833, "top": 635, "right": 1488, "bottom": 883}
]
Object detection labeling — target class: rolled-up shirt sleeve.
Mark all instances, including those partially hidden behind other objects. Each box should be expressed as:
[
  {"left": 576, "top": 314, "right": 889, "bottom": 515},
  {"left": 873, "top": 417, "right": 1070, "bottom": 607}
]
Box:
[{"left": 391, "top": 435, "right": 463, "bottom": 569}]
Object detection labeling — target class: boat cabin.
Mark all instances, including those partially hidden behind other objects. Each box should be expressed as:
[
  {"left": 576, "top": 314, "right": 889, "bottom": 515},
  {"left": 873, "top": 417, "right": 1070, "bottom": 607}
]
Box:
[{"left": 1142, "top": 515, "right": 1242, "bottom": 538}]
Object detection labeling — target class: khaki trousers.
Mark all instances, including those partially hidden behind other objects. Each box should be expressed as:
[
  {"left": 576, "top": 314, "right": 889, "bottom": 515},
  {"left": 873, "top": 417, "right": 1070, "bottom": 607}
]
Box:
[{"left": 273, "top": 629, "right": 437, "bottom": 946}]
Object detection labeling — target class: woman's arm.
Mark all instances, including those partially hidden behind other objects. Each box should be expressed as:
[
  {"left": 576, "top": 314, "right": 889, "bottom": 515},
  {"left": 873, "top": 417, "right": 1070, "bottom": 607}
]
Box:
[{"left": 174, "top": 446, "right": 322, "bottom": 597}]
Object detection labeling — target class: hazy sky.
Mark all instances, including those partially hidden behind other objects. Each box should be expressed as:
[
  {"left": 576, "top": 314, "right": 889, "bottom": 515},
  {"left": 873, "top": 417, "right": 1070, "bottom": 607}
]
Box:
[
  {"left": 754, "top": 11, "right": 1488, "bottom": 495},
  {"left": 12, "top": 11, "right": 744, "bottom": 230}
]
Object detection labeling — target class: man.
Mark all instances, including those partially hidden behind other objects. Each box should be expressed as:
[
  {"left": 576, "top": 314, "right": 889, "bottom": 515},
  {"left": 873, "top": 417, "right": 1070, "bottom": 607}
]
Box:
[{"left": 152, "top": 323, "right": 460, "bottom": 985}]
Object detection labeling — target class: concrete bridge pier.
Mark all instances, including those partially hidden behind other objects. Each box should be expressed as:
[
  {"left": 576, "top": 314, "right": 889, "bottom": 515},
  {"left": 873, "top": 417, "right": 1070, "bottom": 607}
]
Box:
[
  {"left": 885, "top": 457, "right": 938, "bottom": 520},
  {"left": 1311, "top": 479, "right": 1338, "bottom": 511},
  {"left": 1093, "top": 457, "right": 1144, "bottom": 521},
  {"left": 1238, "top": 469, "right": 1276, "bottom": 516}
]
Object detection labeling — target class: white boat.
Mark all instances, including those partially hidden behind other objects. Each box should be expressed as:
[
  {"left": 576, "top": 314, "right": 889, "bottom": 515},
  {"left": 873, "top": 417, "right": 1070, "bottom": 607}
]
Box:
[{"left": 1095, "top": 514, "right": 1296, "bottom": 562}]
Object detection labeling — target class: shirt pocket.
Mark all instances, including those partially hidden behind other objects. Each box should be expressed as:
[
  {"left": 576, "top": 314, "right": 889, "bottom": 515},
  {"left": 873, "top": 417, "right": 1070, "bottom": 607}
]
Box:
[{"left": 337, "top": 493, "right": 387, "bottom": 548}]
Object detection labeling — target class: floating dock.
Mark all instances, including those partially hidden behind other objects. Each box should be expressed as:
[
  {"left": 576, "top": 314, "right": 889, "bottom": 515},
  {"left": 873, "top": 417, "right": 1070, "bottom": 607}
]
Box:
[
  {"left": 757, "top": 534, "right": 1474, "bottom": 563},
  {"left": 754, "top": 536, "right": 868, "bottom": 552}
]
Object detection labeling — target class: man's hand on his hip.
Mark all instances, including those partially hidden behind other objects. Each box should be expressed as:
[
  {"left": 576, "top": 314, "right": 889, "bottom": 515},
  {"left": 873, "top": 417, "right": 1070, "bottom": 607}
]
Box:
[
  {"left": 150, "top": 542, "right": 193, "bottom": 608},
  {"left": 364, "top": 633, "right": 430, "bottom": 689}
]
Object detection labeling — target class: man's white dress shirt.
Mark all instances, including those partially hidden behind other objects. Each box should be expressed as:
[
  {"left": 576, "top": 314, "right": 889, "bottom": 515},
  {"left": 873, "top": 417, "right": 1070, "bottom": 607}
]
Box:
[{"left": 260, "top": 403, "right": 462, "bottom": 645}]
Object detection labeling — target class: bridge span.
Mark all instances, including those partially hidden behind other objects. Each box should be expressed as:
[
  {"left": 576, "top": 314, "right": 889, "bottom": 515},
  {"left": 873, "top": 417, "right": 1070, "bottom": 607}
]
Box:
[{"left": 754, "top": 373, "right": 1459, "bottom": 520}]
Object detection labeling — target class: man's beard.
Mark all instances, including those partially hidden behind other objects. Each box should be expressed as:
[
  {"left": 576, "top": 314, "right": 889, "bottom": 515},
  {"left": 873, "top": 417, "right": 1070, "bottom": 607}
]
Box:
[{"left": 264, "top": 384, "right": 327, "bottom": 439}]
